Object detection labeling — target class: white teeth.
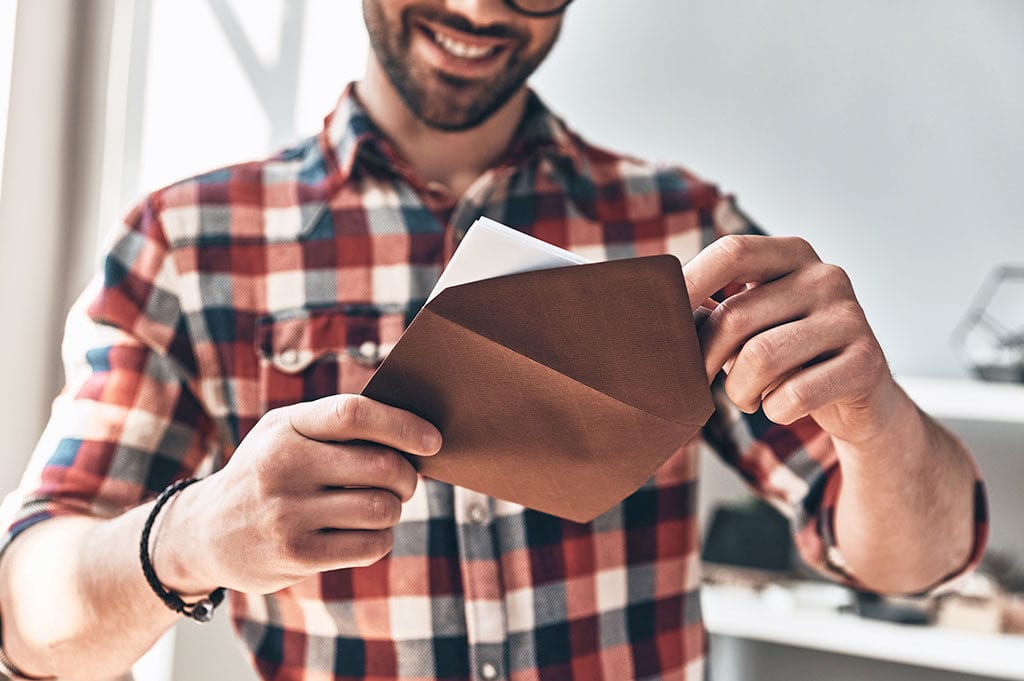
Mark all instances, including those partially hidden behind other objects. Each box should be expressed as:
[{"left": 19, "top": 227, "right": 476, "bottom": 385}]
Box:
[{"left": 433, "top": 31, "right": 495, "bottom": 60}]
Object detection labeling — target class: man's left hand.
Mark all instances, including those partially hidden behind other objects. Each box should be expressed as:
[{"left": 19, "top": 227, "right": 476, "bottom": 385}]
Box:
[{"left": 684, "top": 234, "right": 902, "bottom": 445}]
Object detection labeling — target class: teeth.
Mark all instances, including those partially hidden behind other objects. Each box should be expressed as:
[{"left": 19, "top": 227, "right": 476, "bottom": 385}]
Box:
[{"left": 433, "top": 31, "right": 495, "bottom": 60}]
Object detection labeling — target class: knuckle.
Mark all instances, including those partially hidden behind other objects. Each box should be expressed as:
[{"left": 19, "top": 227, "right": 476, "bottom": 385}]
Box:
[
  {"left": 353, "top": 530, "right": 394, "bottom": 566},
  {"left": 260, "top": 407, "right": 287, "bottom": 429},
  {"left": 723, "top": 378, "right": 759, "bottom": 414},
  {"left": 765, "top": 395, "right": 794, "bottom": 421},
  {"left": 815, "top": 262, "right": 852, "bottom": 292},
  {"left": 715, "top": 234, "right": 751, "bottom": 263},
  {"left": 253, "top": 452, "right": 284, "bottom": 492},
  {"left": 331, "top": 394, "right": 364, "bottom": 433},
  {"left": 851, "top": 341, "right": 887, "bottom": 383},
  {"left": 266, "top": 495, "right": 288, "bottom": 526},
  {"left": 366, "top": 451, "right": 401, "bottom": 485},
  {"left": 714, "top": 297, "right": 749, "bottom": 334},
  {"left": 781, "top": 378, "right": 812, "bottom": 414},
  {"left": 742, "top": 335, "right": 776, "bottom": 375},
  {"left": 832, "top": 300, "right": 864, "bottom": 326},
  {"left": 281, "top": 528, "right": 312, "bottom": 565},
  {"left": 789, "top": 236, "right": 818, "bottom": 260},
  {"left": 365, "top": 491, "right": 401, "bottom": 527},
  {"left": 868, "top": 346, "right": 889, "bottom": 377},
  {"left": 263, "top": 407, "right": 298, "bottom": 441},
  {"left": 266, "top": 502, "right": 293, "bottom": 546}
]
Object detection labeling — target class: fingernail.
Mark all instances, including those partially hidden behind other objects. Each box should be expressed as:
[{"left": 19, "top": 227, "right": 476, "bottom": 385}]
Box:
[{"left": 422, "top": 431, "right": 442, "bottom": 453}]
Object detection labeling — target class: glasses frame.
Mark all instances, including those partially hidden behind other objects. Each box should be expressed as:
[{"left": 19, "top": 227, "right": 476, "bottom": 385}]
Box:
[{"left": 502, "top": 0, "right": 575, "bottom": 18}]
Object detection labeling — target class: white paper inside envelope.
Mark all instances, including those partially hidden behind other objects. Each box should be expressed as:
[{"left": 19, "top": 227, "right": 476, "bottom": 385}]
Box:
[{"left": 427, "top": 216, "right": 591, "bottom": 302}]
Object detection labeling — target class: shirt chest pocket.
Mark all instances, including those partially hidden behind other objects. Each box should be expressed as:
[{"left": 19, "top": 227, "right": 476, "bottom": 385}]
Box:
[{"left": 255, "top": 306, "right": 407, "bottom": 414}]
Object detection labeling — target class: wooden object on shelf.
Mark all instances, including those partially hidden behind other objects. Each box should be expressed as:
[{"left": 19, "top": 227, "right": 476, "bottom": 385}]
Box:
[
  {"left": 1004, "top": 594, "right": 1024, "bottom": 635},
  {"left": 936, "top": 594, "right": 1003, "bottom": 633}
]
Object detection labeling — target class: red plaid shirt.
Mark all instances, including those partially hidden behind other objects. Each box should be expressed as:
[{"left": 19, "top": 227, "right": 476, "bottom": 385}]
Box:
[{"left": 1, "top": 86, "right": 987, "bottom": 680}]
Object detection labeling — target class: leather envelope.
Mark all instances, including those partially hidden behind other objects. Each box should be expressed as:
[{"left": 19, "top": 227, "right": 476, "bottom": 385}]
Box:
[{"left": 361, "top": 254, "right": 714, "bottom": 523}]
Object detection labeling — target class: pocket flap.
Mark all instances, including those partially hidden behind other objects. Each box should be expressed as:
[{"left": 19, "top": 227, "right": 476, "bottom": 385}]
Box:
[{"left": 256, "top": 306, "right": 402, "bottom": 375}]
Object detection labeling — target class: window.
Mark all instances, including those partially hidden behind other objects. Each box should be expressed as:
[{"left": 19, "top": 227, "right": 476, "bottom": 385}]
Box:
[
  {"left": 125, "top": 0, "right": 369, "bottom": 206},
  {"left": 0, "top": 0, "right": 18, "bottom": 204}
]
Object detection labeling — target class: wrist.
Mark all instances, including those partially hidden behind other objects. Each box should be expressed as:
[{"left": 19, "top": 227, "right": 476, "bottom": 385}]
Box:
[
  {"left": 149, "top": 477, "right": 221, "bottom": 598},
  {"left": 833, "top": 382, "right": 929, "bottom": 469},
  {"left": 840, "top": 375, "right": 912, "bottom": 442}
]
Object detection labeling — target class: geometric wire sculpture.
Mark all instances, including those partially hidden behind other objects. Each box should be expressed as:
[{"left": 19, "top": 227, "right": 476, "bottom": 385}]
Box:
[{"left": 951, "top": 265, "right": 1024, "bottom": 383}]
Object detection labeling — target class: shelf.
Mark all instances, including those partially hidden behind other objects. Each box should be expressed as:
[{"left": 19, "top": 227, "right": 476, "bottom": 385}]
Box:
[
  {"left": 702, "top": 584, "right": 1024, "bottom": 680},
  {"left": 132, "top": 629, "right": 174, "bottom": 681},
  {"left": 897, "top": 376, "right": 1024, "bottom": 425}
]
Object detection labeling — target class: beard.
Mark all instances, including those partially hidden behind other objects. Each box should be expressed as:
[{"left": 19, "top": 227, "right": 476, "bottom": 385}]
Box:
[{"left": 362, "top": 1, "right": 560, "bottom": 132}]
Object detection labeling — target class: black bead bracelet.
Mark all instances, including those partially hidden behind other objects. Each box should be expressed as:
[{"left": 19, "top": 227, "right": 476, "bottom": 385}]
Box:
[{"left": 140, "top": 477, "right": 225, "bottom": 623}]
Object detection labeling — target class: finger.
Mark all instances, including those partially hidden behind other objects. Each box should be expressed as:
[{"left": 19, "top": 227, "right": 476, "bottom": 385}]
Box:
[
  {"left": 296, "top": 488, "right": 404, "bottom": 532},
  {"left": 683, "top": 235, "right": 818, "bottom": 312},
  {"left": 723, "top": 317, "right": 854, "bottom": 413},
  {"left": 291, "top": 528, "right": 396, "bottom": 572},
  {"left": 277, "top": 441, "right": 420, "bottom": 501},
  {"left": 288, "top": 394, "right": 442, "bottom": 456},
  {"left": 693, "top": 304, "right": 715, "bottom": 330},
  {"left": 760, "top": 346, "right": 870, "bottom": 425},
  {"left": 699, "top": 276, "right": 814, "bottom": 381}
]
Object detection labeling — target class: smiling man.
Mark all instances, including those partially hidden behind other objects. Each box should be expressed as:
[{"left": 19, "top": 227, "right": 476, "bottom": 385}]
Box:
[{"left": 0, "top": 1, "right": 986, "bottom": 680}]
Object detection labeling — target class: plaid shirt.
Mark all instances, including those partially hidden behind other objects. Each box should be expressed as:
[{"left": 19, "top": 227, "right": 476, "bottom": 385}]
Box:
[{"left": 1, "top": 86, "right": 987, "bottom": 681}]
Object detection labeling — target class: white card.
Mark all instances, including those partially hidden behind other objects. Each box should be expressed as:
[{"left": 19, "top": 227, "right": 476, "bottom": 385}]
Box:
[{"left": 427, "top": 216, "right": 591, "bottom": 302}]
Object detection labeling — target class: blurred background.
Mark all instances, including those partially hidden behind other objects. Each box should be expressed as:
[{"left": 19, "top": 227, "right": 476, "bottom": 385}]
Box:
[{"left": 0, "top": 0, "right": 1022, "bottom": 679}]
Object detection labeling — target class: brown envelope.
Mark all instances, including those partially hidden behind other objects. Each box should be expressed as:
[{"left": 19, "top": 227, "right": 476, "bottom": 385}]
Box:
[{"left": 361, "top": 254, "right": 714, "bottom": 523}]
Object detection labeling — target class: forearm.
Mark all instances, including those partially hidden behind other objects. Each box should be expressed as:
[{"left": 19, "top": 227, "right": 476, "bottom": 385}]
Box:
[
  {"left": 0, "top": 504, "right": 184, "bottom": 680},
  {"left": 832, "top": 386, "right": 976, "bottom": 594}
]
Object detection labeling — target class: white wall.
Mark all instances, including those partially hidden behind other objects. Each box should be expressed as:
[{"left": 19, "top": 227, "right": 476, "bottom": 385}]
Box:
[{"left": 532, "top": 0, "right": 1024, "bottom": 379}]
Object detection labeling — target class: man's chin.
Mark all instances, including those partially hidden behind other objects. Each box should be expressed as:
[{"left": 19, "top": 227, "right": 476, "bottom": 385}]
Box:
[
  {"left": 403, "top": 84, "right": 508, "bottom": 132},
  {"left": 411, "top": 107, "right": 491, "bottom": 132}
]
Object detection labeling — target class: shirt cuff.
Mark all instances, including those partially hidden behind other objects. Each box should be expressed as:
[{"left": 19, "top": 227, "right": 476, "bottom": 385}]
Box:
[{"left": 803, "top": 462, "right": 989, "bottom": 596}]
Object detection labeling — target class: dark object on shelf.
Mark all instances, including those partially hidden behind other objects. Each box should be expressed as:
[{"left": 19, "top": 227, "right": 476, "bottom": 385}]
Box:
[
  {"left": 854, "top": 592, "right": 931, "bottom": 626},
  {"left": 701, "top": 499, "right": 794, "bottom": 572},
  {"left": 952, "top": 265, "right": 1024, "bottom": 383}
]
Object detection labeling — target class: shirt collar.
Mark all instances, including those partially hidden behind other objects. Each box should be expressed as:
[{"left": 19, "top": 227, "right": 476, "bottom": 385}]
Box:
[{"left": 317, "top": 82, "right": 585, "bottom": 184}]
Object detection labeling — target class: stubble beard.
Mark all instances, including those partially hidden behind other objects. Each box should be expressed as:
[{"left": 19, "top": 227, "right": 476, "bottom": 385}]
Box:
[{"left": 363, "top": 1, "right": 559, "bottom": 132}]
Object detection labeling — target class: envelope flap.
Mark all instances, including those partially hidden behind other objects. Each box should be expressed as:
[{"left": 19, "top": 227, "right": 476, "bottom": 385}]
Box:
[
  {"left": 363, "top": 305, "right": 702, "bottom": 522},
  {"left": 426, "top": 254, "right": 712, "bottom": 425}
]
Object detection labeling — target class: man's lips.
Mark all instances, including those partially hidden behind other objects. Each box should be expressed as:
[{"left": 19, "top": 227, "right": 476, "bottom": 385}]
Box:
[{"left": 413, "top": 17, "right": 515, "bottom": 61}]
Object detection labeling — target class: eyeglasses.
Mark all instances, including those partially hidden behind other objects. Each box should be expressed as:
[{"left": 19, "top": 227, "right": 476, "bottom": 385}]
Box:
[{"left": 502, "top": 0, "right": 575, "bottom": 18}]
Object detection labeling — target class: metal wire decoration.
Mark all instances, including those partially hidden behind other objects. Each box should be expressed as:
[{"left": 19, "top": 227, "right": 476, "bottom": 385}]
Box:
[{"left": 951, "top": 265, "right": 1024, "bottom": 383}]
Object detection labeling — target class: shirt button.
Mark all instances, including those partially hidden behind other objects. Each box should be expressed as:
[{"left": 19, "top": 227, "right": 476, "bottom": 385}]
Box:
[
  {"left": 278, "top": 348, "right": 301, "bottom": 368},
  {"left": 479, "top": 662, "right": 499, "bottom": 680},
  {"left": 357, "top": 341, "right": 379, "bottom": 362},
  {"left": 467, "top": 503, "right": 489, "bottom": 525}
]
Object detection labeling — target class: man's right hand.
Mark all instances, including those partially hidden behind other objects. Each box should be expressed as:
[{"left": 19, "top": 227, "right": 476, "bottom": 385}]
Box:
[{"left": 156, "top": 394, "right": 442, "bottom": 596}]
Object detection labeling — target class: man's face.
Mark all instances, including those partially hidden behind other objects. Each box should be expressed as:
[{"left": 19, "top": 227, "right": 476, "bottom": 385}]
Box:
[{"left": 362, "top": 0, "right": 564, "bottom": 131}]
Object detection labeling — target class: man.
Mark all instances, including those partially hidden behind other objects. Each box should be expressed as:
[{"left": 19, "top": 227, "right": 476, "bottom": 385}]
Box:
[{"left": 0, "top": 0, "right": 986, "bottom": 679}]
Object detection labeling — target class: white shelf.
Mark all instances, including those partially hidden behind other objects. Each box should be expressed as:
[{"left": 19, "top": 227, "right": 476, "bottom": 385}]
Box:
[
  {"left": 132, "top": 629, "right": 175, "bottom": 681},
  {"left": 702, "top": 584, "right": 1024, "bottom": 680},
  {"left": 898, "top": 376, "right": 1024, "bottom": 425}
]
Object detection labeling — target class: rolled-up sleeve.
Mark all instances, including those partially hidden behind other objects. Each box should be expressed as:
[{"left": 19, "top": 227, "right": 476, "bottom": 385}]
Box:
[{"left": 0, "top": 198, "right": 216, "bottom": 556}]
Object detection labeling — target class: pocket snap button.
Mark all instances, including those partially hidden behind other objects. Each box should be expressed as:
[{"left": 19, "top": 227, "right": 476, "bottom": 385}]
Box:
[
  {"left": 357, "top": 341, "right": 379, "bottom": 362},
  {"left": 278, "top": 348, "right": 301, "bottom": 368}
]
